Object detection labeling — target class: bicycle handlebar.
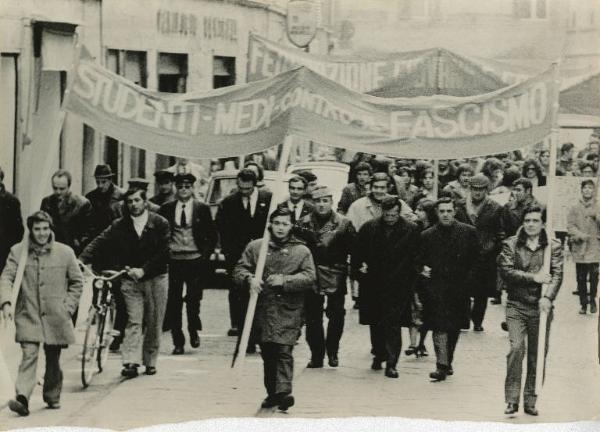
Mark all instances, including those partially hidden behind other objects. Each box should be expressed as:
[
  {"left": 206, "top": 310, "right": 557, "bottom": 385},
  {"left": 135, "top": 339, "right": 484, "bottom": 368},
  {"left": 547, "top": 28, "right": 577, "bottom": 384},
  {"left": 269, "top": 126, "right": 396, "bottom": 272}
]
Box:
[{"left": 77, "top": 261, "right": 127, "bottom": 282}]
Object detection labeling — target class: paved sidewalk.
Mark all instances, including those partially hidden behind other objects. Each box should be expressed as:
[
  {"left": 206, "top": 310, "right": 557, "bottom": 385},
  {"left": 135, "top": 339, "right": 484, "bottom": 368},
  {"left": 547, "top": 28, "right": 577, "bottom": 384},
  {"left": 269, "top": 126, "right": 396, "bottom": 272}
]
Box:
[{"left": 1, "top": 259, "right": 599, "bottom": 430}]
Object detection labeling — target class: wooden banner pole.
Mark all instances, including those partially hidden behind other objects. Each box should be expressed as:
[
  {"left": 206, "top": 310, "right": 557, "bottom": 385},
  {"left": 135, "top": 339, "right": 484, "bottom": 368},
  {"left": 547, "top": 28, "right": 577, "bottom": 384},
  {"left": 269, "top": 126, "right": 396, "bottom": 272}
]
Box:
[{"left": 535, "top": 61, "right": 561, "bottom": 395}]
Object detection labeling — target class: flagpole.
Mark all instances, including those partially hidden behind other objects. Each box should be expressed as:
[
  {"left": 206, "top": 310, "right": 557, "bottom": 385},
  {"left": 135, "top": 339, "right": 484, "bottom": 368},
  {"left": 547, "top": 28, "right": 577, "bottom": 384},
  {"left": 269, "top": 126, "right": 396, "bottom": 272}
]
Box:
[
  {"left": 0, "top": 42, "right": 82, "bottom": 407},
  {"left": 535, "top": 61, "right": 561, "bottom": 395},
  {"left": 432, "top": 159, "right": 439, "bottom": 200},
  {"left": 232, "top": 135, "right": 293, "bottom": 369}
]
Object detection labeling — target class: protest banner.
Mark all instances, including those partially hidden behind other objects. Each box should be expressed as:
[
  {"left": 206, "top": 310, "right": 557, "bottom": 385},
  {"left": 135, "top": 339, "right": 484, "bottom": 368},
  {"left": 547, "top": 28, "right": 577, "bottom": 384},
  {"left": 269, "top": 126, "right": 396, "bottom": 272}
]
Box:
[
  {"left": 247, "top": 34, "right": 505, "bottom": 96},
  {"left": 64, "top": 54, "right": 557, "bottom": 160}
]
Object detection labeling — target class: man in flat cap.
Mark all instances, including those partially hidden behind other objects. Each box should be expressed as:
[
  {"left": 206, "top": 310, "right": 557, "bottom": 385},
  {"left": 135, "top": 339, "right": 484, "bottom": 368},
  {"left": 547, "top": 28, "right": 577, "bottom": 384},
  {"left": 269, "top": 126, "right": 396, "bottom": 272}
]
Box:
[
  {"left": 159, "top": 173, "right": 217, "bottom": 354},
  {"left": 150, "top": 170, "right": 176, "bottom": 207},
  {"left": 455, "top": 173, "right": 503, "bottom": 331},
  {"left": 298, "top": 185, "right": 355, "bottom": 368},
  {"left": 86, "top": 164, "right": 125, "bottom": 243}
]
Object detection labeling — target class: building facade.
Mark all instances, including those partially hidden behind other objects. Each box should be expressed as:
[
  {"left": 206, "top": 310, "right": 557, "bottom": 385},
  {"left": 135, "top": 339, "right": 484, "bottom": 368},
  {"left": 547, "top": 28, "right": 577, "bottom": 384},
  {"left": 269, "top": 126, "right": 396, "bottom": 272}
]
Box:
[{"left": 1, "top": 0, "right": 332, "bottom": 212}]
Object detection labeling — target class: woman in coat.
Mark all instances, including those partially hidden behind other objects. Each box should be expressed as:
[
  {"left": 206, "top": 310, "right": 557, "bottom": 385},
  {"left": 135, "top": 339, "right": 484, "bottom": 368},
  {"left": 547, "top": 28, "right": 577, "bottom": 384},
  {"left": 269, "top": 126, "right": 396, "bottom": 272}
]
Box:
[{"left": 0, "top": 211, "right": 83, "bottom": 416}]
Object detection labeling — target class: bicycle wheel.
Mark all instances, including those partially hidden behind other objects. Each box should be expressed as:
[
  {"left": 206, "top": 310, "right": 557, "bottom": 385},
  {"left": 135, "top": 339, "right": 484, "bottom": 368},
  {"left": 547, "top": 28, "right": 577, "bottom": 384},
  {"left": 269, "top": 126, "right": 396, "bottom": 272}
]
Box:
[
  {"left": 81, "top": 307, "right": 101, "bottom": 388},
  {"left": 97, "top": 303, "right": 115, "bottom": 372}
]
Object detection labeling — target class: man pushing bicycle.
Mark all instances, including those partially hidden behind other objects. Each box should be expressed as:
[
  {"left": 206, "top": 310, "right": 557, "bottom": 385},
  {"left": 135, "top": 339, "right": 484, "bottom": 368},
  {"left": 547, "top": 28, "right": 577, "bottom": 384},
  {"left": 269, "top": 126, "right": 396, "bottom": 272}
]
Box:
[{"left": 80, "top": 187, "right": 170, "bottom": 379}]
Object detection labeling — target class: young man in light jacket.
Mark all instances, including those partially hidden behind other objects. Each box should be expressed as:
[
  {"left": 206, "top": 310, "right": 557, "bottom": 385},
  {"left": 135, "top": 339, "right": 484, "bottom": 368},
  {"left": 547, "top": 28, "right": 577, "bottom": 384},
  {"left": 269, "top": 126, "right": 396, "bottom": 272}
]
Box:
[{"left": 0, "top": 211, "right": 83, "bottom": 416}]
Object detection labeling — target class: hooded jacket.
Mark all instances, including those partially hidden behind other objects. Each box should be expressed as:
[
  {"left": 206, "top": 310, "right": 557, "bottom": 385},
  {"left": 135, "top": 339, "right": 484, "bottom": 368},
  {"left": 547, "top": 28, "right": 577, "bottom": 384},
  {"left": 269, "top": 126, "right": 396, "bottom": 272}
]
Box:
[{"left": 233, "top": 234, "right": 316, "bottom": 345}]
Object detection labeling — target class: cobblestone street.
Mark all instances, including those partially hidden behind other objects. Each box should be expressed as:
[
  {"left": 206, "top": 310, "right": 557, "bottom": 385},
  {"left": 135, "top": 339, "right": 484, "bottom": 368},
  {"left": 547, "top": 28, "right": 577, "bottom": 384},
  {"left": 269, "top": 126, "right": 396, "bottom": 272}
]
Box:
[{"left": 1, "top": 259, "right": 599, "bottom": 430}]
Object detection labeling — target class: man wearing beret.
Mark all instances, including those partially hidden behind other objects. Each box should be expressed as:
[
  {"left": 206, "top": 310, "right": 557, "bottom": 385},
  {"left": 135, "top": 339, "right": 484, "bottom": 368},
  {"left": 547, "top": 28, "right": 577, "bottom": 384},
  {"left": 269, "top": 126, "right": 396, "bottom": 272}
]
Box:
[
  {"left": 159, "top": 173, "right": 217, "bottom": 354},
  {"left": 150, "top": 170, "right": 176, "bottom": 207},
  {"left": 298, "top": 185, "right": 355, "bottom": 368},
  {"left": 455, "top": 173, "right": 503, "bottom": 331},
  {"left": 86, "top": 164, "right": 125, "bottom": 243}
]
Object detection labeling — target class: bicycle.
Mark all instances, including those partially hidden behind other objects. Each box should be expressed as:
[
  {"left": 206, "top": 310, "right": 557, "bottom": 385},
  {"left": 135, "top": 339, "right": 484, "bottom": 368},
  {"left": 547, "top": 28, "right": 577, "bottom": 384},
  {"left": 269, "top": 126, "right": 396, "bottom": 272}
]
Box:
[{"left": 79, "top": 264, "right": 127, "bottom": 388}]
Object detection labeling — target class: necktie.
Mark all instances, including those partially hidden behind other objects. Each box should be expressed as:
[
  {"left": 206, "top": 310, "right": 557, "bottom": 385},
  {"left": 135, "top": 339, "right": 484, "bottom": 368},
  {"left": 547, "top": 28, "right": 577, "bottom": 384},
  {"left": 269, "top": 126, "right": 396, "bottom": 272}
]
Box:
[
  {"left": 291, "top": 204, "right": 297, "bottom": 223},
  {"left": 244, "top": 198, "right": 252, "bottom": 219},
  {"left": 180, "top": 203, "right": 187, "bottom": 227}
]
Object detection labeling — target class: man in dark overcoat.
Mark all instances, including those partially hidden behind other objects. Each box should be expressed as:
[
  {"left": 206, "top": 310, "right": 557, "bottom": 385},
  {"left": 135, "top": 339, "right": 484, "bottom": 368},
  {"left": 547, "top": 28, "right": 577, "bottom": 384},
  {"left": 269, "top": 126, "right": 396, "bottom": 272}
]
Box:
[
  {"left": 0, "top": 166, "right": 24, "bottom": 274},
  {"left": 216, "top": 168, "right": 272, "bottom": 342},
  {"left": 234, "top": 207, "right": 316, "bottom": 411},
  {"left": 352, "top": 196, "right": 420, "bottom": 378},
  {"left": 455, "top": 174, "right": 503, "bottom": 331},
  {"left": 85, "top": 164, "right": 125, "bottom": 243},
  {"left": 418, "top": 197, "right": 479, "bottom": 381}
]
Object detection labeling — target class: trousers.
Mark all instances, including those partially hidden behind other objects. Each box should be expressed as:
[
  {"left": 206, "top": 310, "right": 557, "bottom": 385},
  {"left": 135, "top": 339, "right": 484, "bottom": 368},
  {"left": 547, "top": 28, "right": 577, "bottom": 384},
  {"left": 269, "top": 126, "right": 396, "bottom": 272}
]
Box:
[
  {"left": 432, "top": 330, "right": 460, "bottom": 369},
  {"left": 369, "top": 320, "right": 403, "bottom": 367},
  {"left": 259, "top": 342, "right": 294, "bottom": 396},
  {"left": 15, "top": 343, "right": 62, "bottom": 404},
  {"left": 505, "top": 300, "right": 553, "bottom": 406},
  {"left": 305, "top": 289, "right": 346, "bottom": 360},
  {"left": 165, "top": 259, "right": 205, "bottom": 347},
  {"left": 575, "top": 263, "right": 599, "bottom": 308},
  {"left": 121, "top": 274, "right": 168, "bottom": 367}
]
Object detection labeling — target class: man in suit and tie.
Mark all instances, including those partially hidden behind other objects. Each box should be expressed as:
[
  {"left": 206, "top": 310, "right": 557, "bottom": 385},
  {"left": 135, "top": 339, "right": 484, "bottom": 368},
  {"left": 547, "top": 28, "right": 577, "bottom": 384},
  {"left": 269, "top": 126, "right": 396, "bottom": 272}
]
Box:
[
  {"left": 216, "top": 169, "right": 273, "bottom": 344},
  {"left": 280, "top": 176, "right": 314, "bottom": 224},
  {"left": 159, "top": 174, "right": 218, "bottom": 354}
]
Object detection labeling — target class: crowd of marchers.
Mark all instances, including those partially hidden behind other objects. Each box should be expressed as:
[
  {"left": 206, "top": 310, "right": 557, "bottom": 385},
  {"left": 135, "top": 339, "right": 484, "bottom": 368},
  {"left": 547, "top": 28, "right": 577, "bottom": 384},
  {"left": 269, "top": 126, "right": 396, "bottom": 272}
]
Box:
[{"left": 0, "top": 133, "right": 598, "bottom": 417}]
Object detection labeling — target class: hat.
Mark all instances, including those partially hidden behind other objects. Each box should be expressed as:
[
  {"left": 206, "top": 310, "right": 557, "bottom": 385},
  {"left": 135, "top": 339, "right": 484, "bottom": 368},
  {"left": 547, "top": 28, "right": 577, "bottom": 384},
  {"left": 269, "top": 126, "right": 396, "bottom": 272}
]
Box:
[
  {"left": 174, "top": 173, "right": 196, "bottom": 184},
  {"left": 311, "top": 185, "right": 332, "bottom": 200},
  {"left": 470, "top": 173, "right": 490, "bottom": 189},
  {"left": 127, "top": 177, "right": 151, "bottom": 191},
  {"left": 93, "top": 164, "right": 115, "bottom": 179},
  {"left": 154, "top": 170, "right": 174, "bottom": 183},
  {"left": 297, "top": 170, "right": 317, "bottom": 183}
]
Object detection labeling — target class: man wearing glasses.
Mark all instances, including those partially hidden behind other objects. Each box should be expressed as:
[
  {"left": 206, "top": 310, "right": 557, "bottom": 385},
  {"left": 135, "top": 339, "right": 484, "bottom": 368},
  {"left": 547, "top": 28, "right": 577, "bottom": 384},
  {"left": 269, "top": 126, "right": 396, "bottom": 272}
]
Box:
[{"left": 159, "top": 174, "right": 217, "bottom": 354}]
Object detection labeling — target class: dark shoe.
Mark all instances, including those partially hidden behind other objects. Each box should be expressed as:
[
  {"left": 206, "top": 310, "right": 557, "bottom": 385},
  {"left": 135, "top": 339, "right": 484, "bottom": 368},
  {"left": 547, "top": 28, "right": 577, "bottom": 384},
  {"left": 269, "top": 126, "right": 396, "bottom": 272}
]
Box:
[
  {"left": 490, "top": 298, "right": 502, "bottom": 305},
  {"left": 121, "top": 364, "right": 139, "bottom": 379},
  {"left": 404, "top": 346, "right": 417, "bottom": 356},
  {"left": 46, "top": 401, "right": 61, "bottom": 409},
  {"left": 579, "top": 307, "right": 587, "bottom": 315},
  {"left": 227, "top": 327, "right": 239, "bottom": 337},
  {"left": 504, "top": 403, "right": 518, "bottom": 415},
  {"left": 590, "top": 302, "right": 597, "bottom": 314},
  {"left": 501, "top": 321, "right": 508, "bottom": 332},
  {"left": 189, "top": 331, "right": 200, "bottom": 348},
  {"left": 371, "top": 358, "right": 383, "bottom": 370},
  {"left": 429, "top": 368, "right": 447, "bottom": 381},
  {"left": 307, "top": 359, "right": 324, "bottom": 368},
  {"left": 353, "top": 302, "right": 359, "bottom": 310},
  {"left": 145, "top": 366, "right": 157, "bottom": 375},
  {"left": 109, "top": 338, "right": 121, "bottom": 353},
  {"left": 447, "top": 366, "right": 454, "bottom": 376},
  {"left": 524, "top": 406, "right": 539, "bottom": 416},
  {"left": 572, "top": 290, "right": 579, "bottom": 295},
  {"left": 8, "top": 395, "right": 29, "bottom": 416},
  {"left": 277, "top": 393, "right": 295, "bottom": 411},
  {"left": 172, "top": 346, "right": 185, "bottom": 355},
  {"left": 416, "top": 345, "right": 428, "bottom": 357},
  {"left": 261, "top": 395, "right": 279, "bottom": 409},
  {"left": 328, "top": 353, "right": 339, "bottom": 367},
  {"left": 385, "top": 366, "right": 399, "bottom": 378},
  {"left": 246, "top": 344, "right": 257, "bottom": 354},
  {"left": 474, "top": 325, "right": 484, "bottom": 332}
]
